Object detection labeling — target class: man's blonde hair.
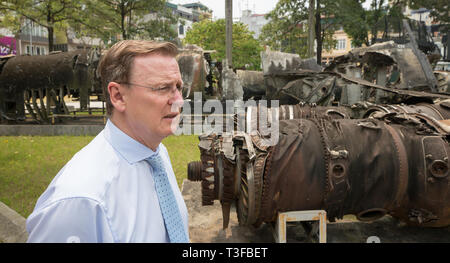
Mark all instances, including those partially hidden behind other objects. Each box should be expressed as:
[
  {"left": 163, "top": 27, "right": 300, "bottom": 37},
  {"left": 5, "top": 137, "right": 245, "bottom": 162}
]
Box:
[{"left": 97, "top": 40, "right": 178, "bottom": 116}]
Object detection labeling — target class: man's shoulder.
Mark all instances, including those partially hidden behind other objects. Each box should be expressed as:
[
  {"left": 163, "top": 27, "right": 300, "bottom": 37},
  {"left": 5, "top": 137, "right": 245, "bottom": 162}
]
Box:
[
  {"left": 70, "top": 131, "right": 120, "bottom": 169},
  {"left": 38, "top": 131, "right": 122, "bottom": 205}
]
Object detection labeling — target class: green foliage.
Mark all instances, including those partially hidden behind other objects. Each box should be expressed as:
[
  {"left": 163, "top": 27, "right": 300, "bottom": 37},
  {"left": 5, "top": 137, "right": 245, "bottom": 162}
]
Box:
[
  {"left": 0, "top": 0, "right": 81, "bottom": 50},
  {"left": 0, "top": 0, "right": 78, "bottom": 29},
  {"left": 183, "top": 19, "right": 263, "bottom": 70},
  {"left": 0, "top": 9, "right": 21, "bottom": 34},
  {"left": 136, "top": 16, "right": 178, "bottom": 41},
  {"left": 334, "top": 0, "right": 370, "bottom": 47},
  {"left": 331, "top": 0, "right": 407, "bottom": 47},
  {"left": 259, "top": 0, "right": 309, "bottom": 56},
  {"left": 365, "top": 0, "right": 389, "bottom": 43},
  {"left": 74, "top": 0, "right": 176, "bottom": 45},
  {"left": 259, "top": 0, "right": 339, "bottom": 59},
  {"left": 0, "top": 0, "right": 178, "bottom": 49}
]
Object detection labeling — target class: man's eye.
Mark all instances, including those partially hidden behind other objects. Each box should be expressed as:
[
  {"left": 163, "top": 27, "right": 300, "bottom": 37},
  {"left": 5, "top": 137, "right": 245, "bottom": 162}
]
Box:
[{"left": 157, "top": 86, "right": 171, "bottom": 92}]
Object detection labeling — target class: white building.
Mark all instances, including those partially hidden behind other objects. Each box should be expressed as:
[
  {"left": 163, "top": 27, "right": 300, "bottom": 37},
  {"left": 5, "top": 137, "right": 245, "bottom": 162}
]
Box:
[
  {"left": 167, "top": 2, "right": 213, "bottom": 39},
  {"left": 16, "top": 18, "right": 49, "bottom": 55},
  {"left": 239, "top": 10, "right": 269, "bottom": 39},
  {"left": 169, "top": 3, "right": 195, "bottom": 39},
  {"left": 404, "top": 7, "right": 434, "bottom": 26}
]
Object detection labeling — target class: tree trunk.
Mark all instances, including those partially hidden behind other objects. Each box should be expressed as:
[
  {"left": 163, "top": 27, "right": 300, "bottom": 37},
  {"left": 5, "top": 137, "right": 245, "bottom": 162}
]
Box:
[
  {"left": 47, "top": 26, "right": 54, "bottom": 52},
  {"left": 308, "top": 0, "right": 315, "bottom": 58},
  {"left": 120, "top": 3, "right": 127, "bottom": 40},
  {"left": 315, "top": 0, "right": 322, "bottom": 65},
  {"left": 46, "top": 3, "right": 54, "bottom": 52},
  {"left": 225, "top": 0, "right": 233, "bottom": 68}
]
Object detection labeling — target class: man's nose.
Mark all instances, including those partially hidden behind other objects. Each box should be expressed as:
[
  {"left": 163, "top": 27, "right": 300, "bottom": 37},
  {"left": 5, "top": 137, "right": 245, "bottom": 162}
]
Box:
[{"left": 170, "top": 87, "right": 184, "bottom": 108}]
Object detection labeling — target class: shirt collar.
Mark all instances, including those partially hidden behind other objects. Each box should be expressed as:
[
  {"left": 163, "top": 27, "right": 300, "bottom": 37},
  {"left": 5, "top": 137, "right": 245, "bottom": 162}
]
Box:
[{"left": 103, "top": 119, "right": 160, "bottom": 164}]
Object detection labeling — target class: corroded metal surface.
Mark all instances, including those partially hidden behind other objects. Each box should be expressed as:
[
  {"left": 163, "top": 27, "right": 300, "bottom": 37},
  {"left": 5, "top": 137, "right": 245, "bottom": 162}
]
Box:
[
  {"left": 0, "top": 50, "right": 99, "bottom": 123},
  {"left": 265, "top": 69, "right": 450, "bottom": 106},
  {"left": 189, "top": 101, "right": 450, "bottom": 229},
  {"left": 177, "top": 45, "right": 209, "bottom": 99},
  {"left": 326, "top": 40, "right": 438, "bottom": 92}
]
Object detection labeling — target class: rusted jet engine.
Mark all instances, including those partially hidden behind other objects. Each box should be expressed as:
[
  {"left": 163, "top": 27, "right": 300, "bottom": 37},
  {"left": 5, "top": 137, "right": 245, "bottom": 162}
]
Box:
[
  {"left": 186, "top": 38, "right": 450, "bottom": 230},
  {"left": 0, "top": 49, "right": 100, "bottom": 123},
  {"left": 188, "top": 99, "right": 450, "bottom": 228}
]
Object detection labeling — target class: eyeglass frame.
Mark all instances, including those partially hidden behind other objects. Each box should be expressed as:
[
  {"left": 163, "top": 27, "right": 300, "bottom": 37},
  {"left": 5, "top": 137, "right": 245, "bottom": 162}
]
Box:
[{"left": 119, "top": 82, "right": 186, "bottom": 98}]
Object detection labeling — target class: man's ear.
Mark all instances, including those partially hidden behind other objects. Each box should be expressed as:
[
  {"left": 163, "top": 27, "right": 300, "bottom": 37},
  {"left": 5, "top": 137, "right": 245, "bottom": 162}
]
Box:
[{"left": 108, "top": 82, "right": 127, "bottom": 113}]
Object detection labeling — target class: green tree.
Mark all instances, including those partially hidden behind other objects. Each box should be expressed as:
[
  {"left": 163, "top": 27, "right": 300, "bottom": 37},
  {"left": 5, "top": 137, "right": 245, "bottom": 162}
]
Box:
[
  {"left": 73, "top": 0, "right": 176, "bottom": 44},
  {"left": 332, "top": 0, "right": 407, "bottom": 47},
  {"left": 259, "top": 0, "right": 339, "bottom": 63},
  {"left": 259, "top": 0, "right": 308, "bottom": 56},
  {"left": 366, "top": 0, "right": 390, "bottom": 43},
  {"left": 333, "top": 0, "right": 370, "bottom": 47},
  {"left": 315, "top": 0, "right": 341, "bottom": 62},
  {"left": 0, "top": 0, "right": 81, "bottom": 52},
  {"left": 184, "top": 19, "right": 262, "bottom": 70}
]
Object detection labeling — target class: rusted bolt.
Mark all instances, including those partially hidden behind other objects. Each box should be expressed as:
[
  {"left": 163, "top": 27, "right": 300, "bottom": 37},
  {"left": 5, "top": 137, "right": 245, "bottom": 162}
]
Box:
[
  {"left": 429, "top": 160, "right": 448, "bottom": 178},
  {"left": 332, "top": 164, "right": 345, "bottom": 178}
]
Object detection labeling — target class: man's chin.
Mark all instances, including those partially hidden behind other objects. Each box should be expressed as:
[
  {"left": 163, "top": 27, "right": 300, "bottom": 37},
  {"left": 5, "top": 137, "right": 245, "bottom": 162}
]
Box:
[{"left": 169, "top": 115, "right": 181, "bottom": 135}]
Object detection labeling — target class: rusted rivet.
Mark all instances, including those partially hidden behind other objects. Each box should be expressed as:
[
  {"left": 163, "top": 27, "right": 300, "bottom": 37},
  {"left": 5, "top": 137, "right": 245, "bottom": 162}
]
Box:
[
  {"left": 332, "top": 164, "right": 345, "bottom": 178},
  {"left": 429, "top": 160, "right": 448, "bottom": 178}
]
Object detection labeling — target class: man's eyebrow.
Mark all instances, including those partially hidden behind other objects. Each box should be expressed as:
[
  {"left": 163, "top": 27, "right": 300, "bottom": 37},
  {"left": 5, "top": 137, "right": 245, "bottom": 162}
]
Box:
[
  {"left": 151, "top": 79, "right": 173, "bottom": 86},
  {"left": 159, "top": 79, "right": 183, "bottom": 86}
]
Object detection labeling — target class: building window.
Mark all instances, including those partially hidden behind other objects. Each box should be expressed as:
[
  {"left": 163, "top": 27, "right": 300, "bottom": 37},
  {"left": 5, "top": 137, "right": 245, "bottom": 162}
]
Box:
[
  {"left": 26, "top": 46, "right": 35, "bottom": 55},
  {"left": 36, "top": 46, "right": 46, "bottom": 55},
  {"left": 336, "top": 39, "right": 346, "bottom": 50},
  {"left": 26, "top": 45, "right": 46, "bottom": 55},
  {"left": 179, "top": 24, "right": 184, "bottom": 35}
]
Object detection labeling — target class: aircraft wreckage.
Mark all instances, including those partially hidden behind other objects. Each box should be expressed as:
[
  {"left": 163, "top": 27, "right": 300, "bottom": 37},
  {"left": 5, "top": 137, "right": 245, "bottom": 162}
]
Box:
[{"left": 186, "top": 41, "right": 450, "bottom": 230}]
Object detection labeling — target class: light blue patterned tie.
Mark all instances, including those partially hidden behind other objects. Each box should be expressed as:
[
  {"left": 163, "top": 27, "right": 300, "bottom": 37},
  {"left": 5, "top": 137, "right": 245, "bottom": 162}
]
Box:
[{"left": 146, "top": 154, "right": 189, "bottom": 243}]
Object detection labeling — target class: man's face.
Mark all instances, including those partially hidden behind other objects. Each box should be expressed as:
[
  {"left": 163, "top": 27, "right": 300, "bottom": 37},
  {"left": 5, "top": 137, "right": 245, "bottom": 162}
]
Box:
[{"left": 122, "top": 53, "right": 183, "bottom": 144}]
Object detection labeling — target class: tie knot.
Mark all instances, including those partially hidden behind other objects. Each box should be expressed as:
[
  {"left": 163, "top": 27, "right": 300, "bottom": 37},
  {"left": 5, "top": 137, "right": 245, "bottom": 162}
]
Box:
[{"left": 146, "top": 154, "right": 165, "bottom": 172}]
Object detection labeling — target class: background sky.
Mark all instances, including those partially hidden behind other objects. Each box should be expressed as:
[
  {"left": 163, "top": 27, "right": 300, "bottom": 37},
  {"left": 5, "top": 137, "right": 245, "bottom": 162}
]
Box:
[{"left": 170, "top": 0, "right": 279, "bottom": 19}]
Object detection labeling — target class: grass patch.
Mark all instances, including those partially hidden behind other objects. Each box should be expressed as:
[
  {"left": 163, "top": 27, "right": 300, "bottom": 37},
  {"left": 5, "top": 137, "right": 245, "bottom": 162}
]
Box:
[{"left": 0, "top": 135, "right": 199, "bottom": 218}]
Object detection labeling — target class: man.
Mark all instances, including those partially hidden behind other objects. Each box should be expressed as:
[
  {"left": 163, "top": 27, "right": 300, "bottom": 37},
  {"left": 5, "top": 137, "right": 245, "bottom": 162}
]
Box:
[{"left": 26, "top": 40, "right": 189, "bottom": 243}]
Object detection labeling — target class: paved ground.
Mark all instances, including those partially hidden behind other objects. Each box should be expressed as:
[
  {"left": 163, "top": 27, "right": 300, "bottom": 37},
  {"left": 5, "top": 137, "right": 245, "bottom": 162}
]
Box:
[
  {"left": 182, "top": 180, "right": 450, "bottom": 243},
  {"left": 0, "top": 202, "right": 28, "bottom": 243}
]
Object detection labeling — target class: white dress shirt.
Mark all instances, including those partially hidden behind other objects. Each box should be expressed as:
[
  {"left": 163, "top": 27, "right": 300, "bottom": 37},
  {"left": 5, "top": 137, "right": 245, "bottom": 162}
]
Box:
[{"left": 26, "top": 119, "right": 189, "bottom": 243}]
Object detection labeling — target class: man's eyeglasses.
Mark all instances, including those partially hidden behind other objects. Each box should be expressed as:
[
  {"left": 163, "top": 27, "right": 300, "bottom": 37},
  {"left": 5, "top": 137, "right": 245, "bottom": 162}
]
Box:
[{"left": 120, "top": 82, "right": 186, "bottom": 98}]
